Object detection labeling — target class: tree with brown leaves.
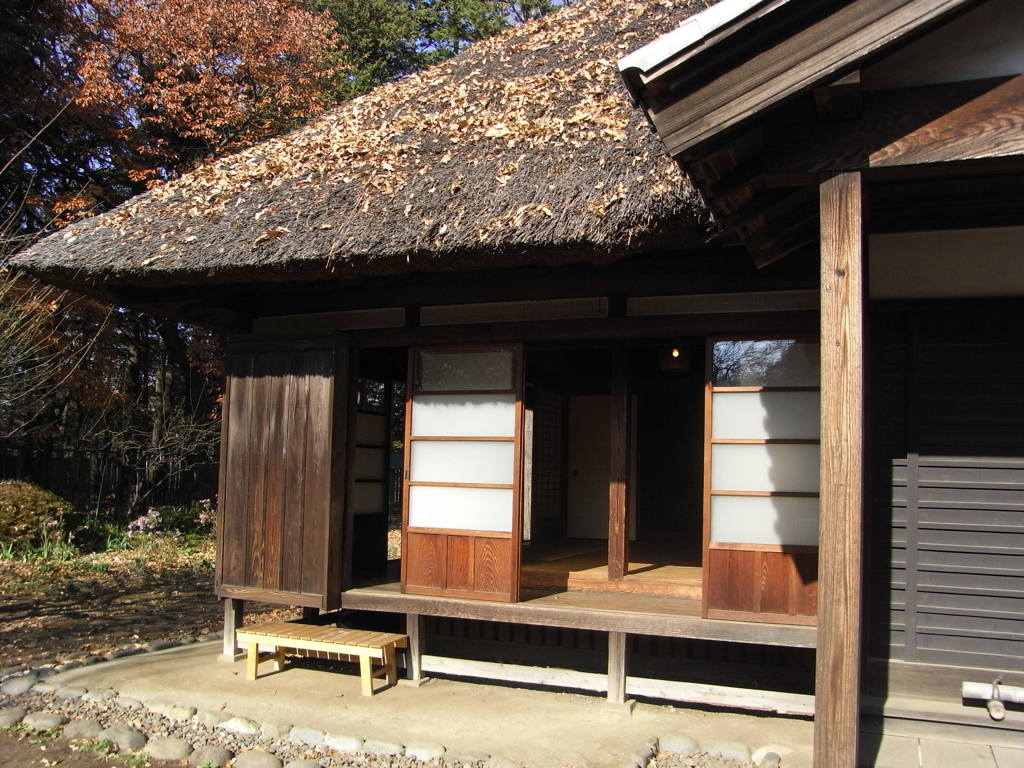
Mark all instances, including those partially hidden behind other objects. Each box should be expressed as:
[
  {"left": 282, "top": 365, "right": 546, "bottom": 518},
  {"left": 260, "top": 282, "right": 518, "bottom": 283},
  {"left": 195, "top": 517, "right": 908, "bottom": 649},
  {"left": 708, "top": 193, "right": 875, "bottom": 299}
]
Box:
[{"left": 73, "top": 0, "right": 337, "bottom": 190}]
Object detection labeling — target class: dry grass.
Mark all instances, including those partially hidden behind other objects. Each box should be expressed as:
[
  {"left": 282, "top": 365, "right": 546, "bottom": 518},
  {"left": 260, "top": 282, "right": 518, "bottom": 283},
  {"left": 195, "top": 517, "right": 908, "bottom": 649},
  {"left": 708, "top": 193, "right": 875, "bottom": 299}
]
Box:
[{"left": 0, "top": 536, "right": 295, "bottom": 669}]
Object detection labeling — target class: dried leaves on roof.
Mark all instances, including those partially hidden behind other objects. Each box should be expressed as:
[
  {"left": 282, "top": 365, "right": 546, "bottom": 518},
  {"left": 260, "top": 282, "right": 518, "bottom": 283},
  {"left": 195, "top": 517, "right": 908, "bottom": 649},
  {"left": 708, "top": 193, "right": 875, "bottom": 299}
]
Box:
[{"left": 19, "top": 0, "right": 710, "bottom": 287}]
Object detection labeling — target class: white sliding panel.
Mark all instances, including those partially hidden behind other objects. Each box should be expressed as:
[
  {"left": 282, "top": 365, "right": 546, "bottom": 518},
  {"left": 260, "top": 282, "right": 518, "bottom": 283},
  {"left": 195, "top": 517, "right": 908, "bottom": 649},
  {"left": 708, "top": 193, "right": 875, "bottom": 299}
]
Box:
[{"left": 708, "top": 339, "right": 821, "bottom": 548}]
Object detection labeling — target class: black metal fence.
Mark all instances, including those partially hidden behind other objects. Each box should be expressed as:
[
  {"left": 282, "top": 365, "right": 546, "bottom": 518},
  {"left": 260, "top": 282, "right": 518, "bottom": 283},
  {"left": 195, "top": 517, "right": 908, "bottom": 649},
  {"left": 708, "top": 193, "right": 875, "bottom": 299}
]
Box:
[{"left": 0, "top": 439, "right": 218, "bottom": 512}]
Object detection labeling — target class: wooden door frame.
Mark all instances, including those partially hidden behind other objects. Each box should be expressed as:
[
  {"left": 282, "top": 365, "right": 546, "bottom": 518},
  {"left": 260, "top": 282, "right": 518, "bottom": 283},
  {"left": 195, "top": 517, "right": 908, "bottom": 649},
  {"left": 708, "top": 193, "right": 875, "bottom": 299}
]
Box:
[
  {"left": 400, "top": 344, "right": 525, "bottom": 601},
  {"left": 701, "top": 334, "right": 822, "bottom": 623}
]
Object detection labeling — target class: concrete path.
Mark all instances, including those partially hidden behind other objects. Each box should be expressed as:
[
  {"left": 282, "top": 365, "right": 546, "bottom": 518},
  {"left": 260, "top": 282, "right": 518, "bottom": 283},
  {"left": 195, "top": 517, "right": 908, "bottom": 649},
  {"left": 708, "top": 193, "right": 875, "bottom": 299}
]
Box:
[
  {"left": 46, "top": 640, "right": 815, "bottom": 768},
  {"left": 863, "top": 734, "right": 1024, "bottom": 768}
]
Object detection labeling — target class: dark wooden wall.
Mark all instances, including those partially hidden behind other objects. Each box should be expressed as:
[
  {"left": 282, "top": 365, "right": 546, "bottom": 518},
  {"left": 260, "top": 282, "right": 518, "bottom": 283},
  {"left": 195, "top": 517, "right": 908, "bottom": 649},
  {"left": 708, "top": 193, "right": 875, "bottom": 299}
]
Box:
[
  {"left": 423, "top": 616, "right": 815, "bottom": 692},
  {"left": 526, "top": 385, "right": 566, "bottom": 544},
  {"left": 215, "top": 339, "right": 348, "bottom": 609},
  {"left": 871, "top": 299, "right": 1024, "bottom": 670}
]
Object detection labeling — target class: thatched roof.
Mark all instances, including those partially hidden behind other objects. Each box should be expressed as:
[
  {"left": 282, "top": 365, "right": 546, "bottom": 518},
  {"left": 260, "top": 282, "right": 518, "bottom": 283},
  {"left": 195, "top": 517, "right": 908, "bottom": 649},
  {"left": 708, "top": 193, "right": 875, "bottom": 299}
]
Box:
[{"left": 14, "top": 0, "right": 711, "bottom": 291}]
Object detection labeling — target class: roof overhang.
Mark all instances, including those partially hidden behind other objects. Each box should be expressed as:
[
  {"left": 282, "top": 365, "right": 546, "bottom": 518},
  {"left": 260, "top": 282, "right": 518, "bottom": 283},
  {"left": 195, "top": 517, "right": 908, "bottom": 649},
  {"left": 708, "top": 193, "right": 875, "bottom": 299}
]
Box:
[
  {"left": 618, "top": 0, "right": 1010, "bottom": 265},
  {"left": 619, "top": 0, "right": 985, "bottom": 157}
]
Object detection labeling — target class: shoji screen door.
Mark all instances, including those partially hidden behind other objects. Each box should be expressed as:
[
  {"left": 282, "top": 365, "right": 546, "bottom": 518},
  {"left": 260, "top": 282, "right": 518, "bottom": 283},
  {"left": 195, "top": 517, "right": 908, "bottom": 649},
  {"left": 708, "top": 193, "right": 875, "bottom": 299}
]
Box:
[
  {"left": 401, "top": 346, "right": 523, "bottom": 601},
  {"left": 704, "top": 339, "right": 821, "bottom": 624}
]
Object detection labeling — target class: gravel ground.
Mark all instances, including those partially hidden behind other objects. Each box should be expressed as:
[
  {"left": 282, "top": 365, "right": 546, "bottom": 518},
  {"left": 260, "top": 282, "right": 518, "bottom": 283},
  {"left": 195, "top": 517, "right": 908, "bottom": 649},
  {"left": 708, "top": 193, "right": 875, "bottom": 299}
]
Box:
[
  {"left": 2, "top": 688, "right": 443, "bottom": 767},
  {"left": 1, "top": 682, "right": 768, "bottom": 768}
]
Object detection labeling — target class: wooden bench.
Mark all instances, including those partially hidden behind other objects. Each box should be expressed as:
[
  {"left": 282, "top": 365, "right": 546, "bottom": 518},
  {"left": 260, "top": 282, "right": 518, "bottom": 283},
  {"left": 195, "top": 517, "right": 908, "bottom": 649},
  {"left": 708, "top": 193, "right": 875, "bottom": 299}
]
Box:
[{"left": 235, "top": 622, "right": 408, "bottom": 696}]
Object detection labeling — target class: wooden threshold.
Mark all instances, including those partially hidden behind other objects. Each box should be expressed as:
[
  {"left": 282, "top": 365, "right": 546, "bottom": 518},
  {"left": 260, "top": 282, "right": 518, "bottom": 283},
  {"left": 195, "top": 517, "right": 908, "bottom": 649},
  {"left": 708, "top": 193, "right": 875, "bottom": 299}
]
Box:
[
  {"left": 520, "top": 555, "right": 702, "bottom": 599},
  {"left": 340, "top": 581, "right": 816, "bottom": 648}
]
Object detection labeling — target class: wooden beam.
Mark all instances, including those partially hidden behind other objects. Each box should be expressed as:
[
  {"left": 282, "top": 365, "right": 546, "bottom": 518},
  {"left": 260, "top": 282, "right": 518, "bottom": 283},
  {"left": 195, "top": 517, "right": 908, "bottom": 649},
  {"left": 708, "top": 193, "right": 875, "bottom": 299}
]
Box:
[
  {"left": 222, "top": 598, "right": 244, "bottom": 659},
  {"left": 768, "top": 76, "right": 1024, "bottom": 174},
  {"left": 815, "top": 171, "right": 865, "bottom": 768},
  {"left": 324, "top": 337, "right": 350, "bottom": 611},
  {"left": 814, "top": 70, "right": 862, "bottom": 122},
  {"left": 608, "top": 345, "right": 630, "bottom": 581},
  {"left": 654, "top": 0, "right": 979, "bottom": 156},
  {"left": 607, "top": 631, "right": 627, "bottom": 705},
  {"left": 418, "top": 655, "right": 815, "bottom": 715},
  {"left": 342, "top": 583, "right": 818, "bottom": 646}
]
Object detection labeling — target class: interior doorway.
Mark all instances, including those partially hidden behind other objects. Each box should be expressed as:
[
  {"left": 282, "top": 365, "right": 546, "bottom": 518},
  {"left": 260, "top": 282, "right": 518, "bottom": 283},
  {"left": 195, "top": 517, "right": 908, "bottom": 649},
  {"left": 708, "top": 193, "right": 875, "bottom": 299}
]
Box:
[
  {"left": 345, "top": 346, "right": 406, "bottom": 588},
  {"left": 520, "top": 342, "right": 704, "bottom": 599}
]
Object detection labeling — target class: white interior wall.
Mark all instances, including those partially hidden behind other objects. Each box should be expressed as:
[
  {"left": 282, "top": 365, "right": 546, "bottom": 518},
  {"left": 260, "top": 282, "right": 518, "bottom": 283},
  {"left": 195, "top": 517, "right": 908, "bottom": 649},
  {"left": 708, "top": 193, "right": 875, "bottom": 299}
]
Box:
[
  {"left": 862, "top": 0, "right": 1024, "bottom": 89},
  {"left": 869, "top": 226, "right": 1024, "bottom": 300}
]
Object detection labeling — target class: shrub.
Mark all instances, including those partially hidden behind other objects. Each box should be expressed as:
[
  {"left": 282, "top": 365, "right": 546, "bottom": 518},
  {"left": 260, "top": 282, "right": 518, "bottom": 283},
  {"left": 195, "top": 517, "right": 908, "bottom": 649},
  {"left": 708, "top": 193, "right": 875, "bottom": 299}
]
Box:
[
  {"left": 127, "top": 499, "right": 215, "bottom": 539},
  {"left": 0, "top": 480, "right": 75, "bottom": 555}
]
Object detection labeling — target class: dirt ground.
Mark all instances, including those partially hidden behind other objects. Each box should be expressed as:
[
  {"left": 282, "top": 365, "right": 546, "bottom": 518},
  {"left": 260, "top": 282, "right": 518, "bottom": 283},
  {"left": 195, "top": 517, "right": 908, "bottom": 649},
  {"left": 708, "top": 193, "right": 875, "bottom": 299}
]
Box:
[
  {"left": 0, "top": 538, "right": 294, "bottom": 670},
  {"left": 0, "top": 730, "right": 185, "bottom": 768}
]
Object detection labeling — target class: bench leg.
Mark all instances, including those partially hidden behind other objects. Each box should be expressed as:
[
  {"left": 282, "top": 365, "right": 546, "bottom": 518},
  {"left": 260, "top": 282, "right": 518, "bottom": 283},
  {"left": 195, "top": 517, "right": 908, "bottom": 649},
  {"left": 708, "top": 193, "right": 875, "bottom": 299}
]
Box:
[
  {"left": 359, "top": 655, "right": 373, "bottom": 697},
  {"left": 274, "top": 647, "right": 286, "bottom": 672},
  {"left": 246, "top": 642, "right": 259, "bottom": 680},
  {"left": 384, "top": 644, "right": 398, "bottom": 687}
]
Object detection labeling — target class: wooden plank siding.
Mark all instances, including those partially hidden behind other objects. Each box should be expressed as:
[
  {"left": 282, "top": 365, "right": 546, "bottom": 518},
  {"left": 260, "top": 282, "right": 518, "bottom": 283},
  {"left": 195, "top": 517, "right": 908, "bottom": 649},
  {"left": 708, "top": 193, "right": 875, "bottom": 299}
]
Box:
[
  {"left": 869, "top": 300, "right": 1024, "bottom": 671},
  {"left": 215, "top": 339, "right": 349, "bottom": 610}
]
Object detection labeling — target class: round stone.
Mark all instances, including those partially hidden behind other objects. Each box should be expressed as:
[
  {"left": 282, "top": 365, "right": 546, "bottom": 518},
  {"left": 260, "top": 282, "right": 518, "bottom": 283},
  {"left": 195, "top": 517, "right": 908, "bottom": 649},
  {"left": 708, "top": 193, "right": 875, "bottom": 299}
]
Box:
[
  {"left": 63, "top": 719, "right": 104, "bottom": 740},
  {"left": 149, "top": 701, "right": 196, "bottom": 722},
  {"left": 759, "top": 753, "right": 782, "bottom": 768},
  {"left": 324, "top": 733, "right": 363, "bottom": 753},
  {"left": 707, "top": 741, "right": 752, "bottom": 762},
  {"left": 22, "top": 712, "right": 68, "bottom": 731},
  {"left": 0, "top": 674, "right": 37, "bottom": 696},
  {"left": 145, "top": 736, "right": 194, "bottom": 760},
  {"left": 194, "top": 709, "right": 232, "bottom": 727},
  {"left": 0, "top": 707, "right": 27, "bottom": 728},
  {"left": 752, "top": 744, "right": 794, "bottom": 762},
  {"left": 99, "top": 723, "right": 147, "bottom": 751},
  {"left": 363, "top": 738, "right": 403, "bottom": 756},
  {"left": 189, "top": 745, "right": 234, "bottom": 767},
  {"left": 289, "top": 725, "right": 325, "bottom": 746},
  {"left": 82, "top": 688, "right": 117, "bottom": 702},
  {"left": 260, "top": 721, "right": 292, "bottom": 740},
  {"left": 284, "top": 761, "right": 322, "bottom": 768},
  {"left": 232, "top": 751, "right": 284, "bottom": 768},
  {"left": 220, "top": 716, "right": 261, "bottom": 735},
  {"left": 658, "top": 733, "right": 700, "bottom": 756},
  {"left": 406, "top": 742, "right": 446, "bottom": 761},
  {"left": 31, "top": 681, "right": 58, "bottom": 694},
  {"left": 55, "top": 686, "right": 88, "bottom": 700}
]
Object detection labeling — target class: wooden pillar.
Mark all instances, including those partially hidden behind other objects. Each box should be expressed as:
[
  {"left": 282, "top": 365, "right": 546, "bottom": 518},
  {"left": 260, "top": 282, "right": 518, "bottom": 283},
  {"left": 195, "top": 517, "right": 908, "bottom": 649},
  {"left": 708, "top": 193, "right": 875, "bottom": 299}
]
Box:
[
  {"left": 608, "top": 345, "right": 630, "bottom": 580},
  {"left": 406, "top": 613, "right": 423, "bottom": 682},
  {"left": 815, "top": 171, "right": 865, "bottom": 768},
  {"left": 222, "top": 598, "right": 244, "bottom": 659},
  {"left": 301, "top": 607, "right": 319, "bottom": 623},
  {"left": 607, "top": 631, "right": 627, "bottom": 704}
]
